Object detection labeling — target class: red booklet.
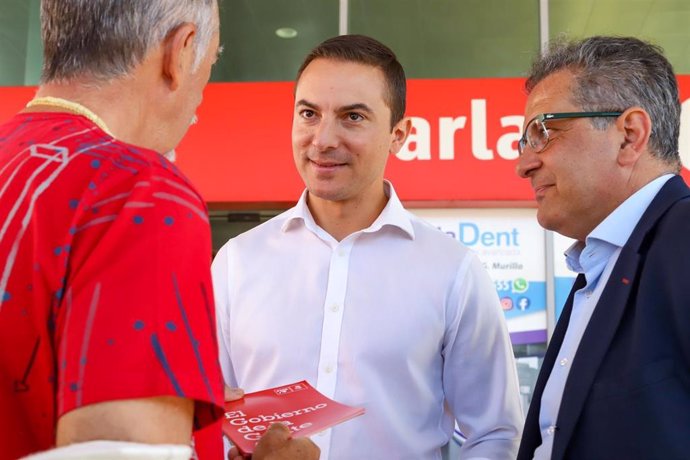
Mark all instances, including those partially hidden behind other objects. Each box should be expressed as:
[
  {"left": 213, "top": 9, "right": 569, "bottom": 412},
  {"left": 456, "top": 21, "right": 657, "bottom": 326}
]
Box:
[{"left": 223, "top": 380, "right": 365, "bottom": 454}]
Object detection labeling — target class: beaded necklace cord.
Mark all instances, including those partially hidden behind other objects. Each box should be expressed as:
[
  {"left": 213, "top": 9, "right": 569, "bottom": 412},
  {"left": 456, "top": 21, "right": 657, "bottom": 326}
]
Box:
[{"left": 26, "top": 96, "right": 114, "bottom": 137}]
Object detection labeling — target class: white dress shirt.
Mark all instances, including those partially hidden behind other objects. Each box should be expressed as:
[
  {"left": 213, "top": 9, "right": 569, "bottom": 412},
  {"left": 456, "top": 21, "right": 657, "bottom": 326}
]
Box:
[
  {"left": 212, "top": 182, "right": 522, "bottom": 460},
  {"left": 533, "top": 174, "right": 673, "bottom": 459}
]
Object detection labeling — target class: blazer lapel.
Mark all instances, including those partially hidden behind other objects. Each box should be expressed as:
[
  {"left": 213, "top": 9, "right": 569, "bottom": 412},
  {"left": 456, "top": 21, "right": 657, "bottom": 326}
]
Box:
[
  {"left": 551, "top": 247, "right": 640, "bottom": 459},
  {"left": 517, "top": 274, "right": 586, "bottom": 460},
  {"left": 551, "top": 175, "right": 690, "bottom": 459}
]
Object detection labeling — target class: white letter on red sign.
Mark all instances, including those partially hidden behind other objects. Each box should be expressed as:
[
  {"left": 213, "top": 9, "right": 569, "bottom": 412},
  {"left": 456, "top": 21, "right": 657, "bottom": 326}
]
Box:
[
  {"left": 439, "top": 116, "right": 467, "bottom": 160},
  {"left": 471, "top": 99, "right": 493, "bottom": 160},
  {"left": 497, "top": 115, "right": 524, "bottom": 160}
]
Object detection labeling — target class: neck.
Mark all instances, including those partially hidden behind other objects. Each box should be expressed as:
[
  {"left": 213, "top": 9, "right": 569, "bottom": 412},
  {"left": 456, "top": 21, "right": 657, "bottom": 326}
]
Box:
[
  {"left": 27, "top": 95, "right": 114, "bottom": 136},
  {"left": 30, "top": 79, "right": 158, "bottom": 152},
  {"left": 307, "top": 187, "right": 388, "bottom": 241},
  {"left": 626, "top": 154, "right": 677, "bottom": 190},
  {"left": 571, "top": 160, "right": 674, "bottom": 242}
]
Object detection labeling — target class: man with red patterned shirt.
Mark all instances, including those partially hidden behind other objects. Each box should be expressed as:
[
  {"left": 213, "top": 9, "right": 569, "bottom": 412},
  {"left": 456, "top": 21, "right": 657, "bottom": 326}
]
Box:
[{"left": 0, "top": 1, "right": 318, "bottom": 460}]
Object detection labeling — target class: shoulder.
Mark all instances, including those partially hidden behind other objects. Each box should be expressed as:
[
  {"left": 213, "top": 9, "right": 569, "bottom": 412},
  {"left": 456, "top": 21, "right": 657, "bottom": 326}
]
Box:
[
  {"left": 647, "top": 193, "right": 690, "bottom": 241},
  {"left": 642, "top": 196, "right": 690, "bottom": 262},
  {"left": 640, "top": 176, "right": 690, "bottom": 233},
  {"left": 59, "top": 140, "right": 211, "bottom": 266},
  {"left": 231, "top": 208, "right": 294, "bottom": 243},
  {"left": 407, "top": 211, "right": 473, "bottom": 256},
  {"left": 214, "top": 209, "right": 294, "bottom": 262},
  {"left": 664, "top": 193, "right": 690, "bottom": 218},
  {"left": 632, "top": 192, "right": 690, "bottom": 282},
  {"left": 395, "top": 212, "right": 488, "bottom": 286},
  {"left": 86, "top": 140, "right": 207, "bottom": 222}
]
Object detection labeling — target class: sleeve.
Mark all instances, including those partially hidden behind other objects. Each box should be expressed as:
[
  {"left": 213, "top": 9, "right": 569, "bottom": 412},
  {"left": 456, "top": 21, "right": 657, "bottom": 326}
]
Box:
[
  {"left": 55, "top": 165, "right": 224, "bottom": 432},
  {"left": 210, "top": 242, "right": 239, "bottom": 388},
  {"left": 662, "top": 202, "right": 690, "bottom": 366},
  {"left": 442, "top": 251, "right": 523, "bottom": 460},
  {"left": 210, "top": 242, "right": 241, "bottom": 457}
]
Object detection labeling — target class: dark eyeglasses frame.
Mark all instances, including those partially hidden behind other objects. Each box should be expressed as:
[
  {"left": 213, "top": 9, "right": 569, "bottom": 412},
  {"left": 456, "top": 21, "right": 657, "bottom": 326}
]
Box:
[{"left": 518, "top": 111, "right": 623, "bottom": 155}]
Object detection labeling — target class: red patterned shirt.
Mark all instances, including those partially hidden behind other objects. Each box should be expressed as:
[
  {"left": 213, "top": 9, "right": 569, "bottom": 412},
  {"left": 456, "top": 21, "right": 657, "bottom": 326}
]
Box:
[{"left": 0, "top": 112, "right": 223, "bottom": 459}]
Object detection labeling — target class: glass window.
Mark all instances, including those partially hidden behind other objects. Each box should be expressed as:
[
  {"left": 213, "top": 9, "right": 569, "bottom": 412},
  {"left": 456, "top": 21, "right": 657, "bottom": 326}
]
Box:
[
  {"left": 550, "top": 0, "right": 690, "bottom": 73},
  {"left": 212, "top": 0, "right": 339, "bottom": 82},
  {"left": 349, "top": 0, "right": 540, "bottom": 78},
  {"left": 0, "top": 0, "right": 41, "bottom": 86}
]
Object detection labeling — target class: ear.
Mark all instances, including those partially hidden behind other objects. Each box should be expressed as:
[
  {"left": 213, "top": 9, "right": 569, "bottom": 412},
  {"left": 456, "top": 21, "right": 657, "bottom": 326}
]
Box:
[
  {"left": 616, "top": 106, "right": 652, "bottom": 166},
  {"left": 162, "top": 23, "right": 197, "bottom": 91},
  {"left": 389, "top": 117, "right": 412, "bottom": 155}
]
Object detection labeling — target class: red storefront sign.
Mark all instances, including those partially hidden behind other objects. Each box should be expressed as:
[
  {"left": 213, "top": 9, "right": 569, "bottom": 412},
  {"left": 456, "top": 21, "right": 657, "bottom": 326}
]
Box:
[
  {"left": 176, "top": 78, "right": 537, "bottom": 203},
  {"left": 3, "top": 78, "right": 690, "bottom": 203}
]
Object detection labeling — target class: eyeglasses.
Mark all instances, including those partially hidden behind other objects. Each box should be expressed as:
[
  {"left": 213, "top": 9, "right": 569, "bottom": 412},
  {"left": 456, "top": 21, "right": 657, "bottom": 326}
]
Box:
[{"left": 518, "top": 111, "right": 623, "bottom": 155}]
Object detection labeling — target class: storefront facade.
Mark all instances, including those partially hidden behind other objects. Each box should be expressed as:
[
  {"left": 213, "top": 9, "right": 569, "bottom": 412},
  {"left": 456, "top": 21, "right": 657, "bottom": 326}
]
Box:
[{"left": 2, "top": 1, "right": 690, "bottom": 439}]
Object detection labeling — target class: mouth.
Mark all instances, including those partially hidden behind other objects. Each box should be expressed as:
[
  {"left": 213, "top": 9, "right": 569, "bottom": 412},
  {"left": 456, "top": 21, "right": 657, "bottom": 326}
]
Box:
[
  {"left": 309, "top": 158, "right": 347, "bottom": 172},
  {"left": 533, "top": 184, "right": 554, "bottom": 200}
]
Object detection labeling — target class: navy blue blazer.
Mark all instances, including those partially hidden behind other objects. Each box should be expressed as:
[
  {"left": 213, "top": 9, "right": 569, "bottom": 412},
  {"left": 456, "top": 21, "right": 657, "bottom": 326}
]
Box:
[{"left": 518, "top": 175, "right": 690, "bottom": 460}]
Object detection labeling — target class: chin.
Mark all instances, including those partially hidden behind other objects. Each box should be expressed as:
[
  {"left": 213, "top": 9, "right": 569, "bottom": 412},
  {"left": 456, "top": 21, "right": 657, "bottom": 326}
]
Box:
[
  {"left": 536, "top": 210, "right": 557, "bottom": 232},
  {"left": 307, "top": 185, "right": 347, "bottom": 203},
  {"left": 537, "top": 212, "right": 576, "bottom": 240}
]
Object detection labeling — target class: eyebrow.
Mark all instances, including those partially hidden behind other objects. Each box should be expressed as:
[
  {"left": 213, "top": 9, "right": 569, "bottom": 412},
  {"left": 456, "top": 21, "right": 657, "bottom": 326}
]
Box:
[
  {"left": 295, "top": 99, "right": 318, "bottom": 110},
  {"left": 295, "top": 99, "right": 374, "bottom": 115},
  {"left": 341, "top": 103, "right": 374, "bottom": 114}
]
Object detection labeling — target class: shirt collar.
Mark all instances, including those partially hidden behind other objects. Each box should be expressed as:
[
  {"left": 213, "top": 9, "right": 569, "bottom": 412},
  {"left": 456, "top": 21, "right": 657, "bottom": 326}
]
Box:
[
  {"left": 564, "top": 173, "right": 674, "bottom": 272},
  {"left": 281, "top": 180, "right": 415, "bottom": 240}
]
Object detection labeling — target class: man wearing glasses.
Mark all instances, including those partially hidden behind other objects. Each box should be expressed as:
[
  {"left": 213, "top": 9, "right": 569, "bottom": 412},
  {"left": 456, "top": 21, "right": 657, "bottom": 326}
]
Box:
[{"left": 516, "top": 36, "right": 690, "bottom": 459}]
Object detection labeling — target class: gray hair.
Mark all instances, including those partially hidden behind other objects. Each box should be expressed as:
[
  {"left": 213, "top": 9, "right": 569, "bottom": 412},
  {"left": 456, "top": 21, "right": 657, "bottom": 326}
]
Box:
[
  {"left": 526, "top": 36, "right": 681, "bottom": 171},
  {"left": 41, "top": 0, "right": 218, "bottom": 83}
]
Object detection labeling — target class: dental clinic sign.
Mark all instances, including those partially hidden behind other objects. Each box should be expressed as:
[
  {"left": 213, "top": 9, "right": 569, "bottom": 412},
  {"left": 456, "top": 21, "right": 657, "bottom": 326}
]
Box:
[
  {"left": 2, "top": 77, "right": 690, "bottom": 203},
  {"left": 412, "top": 209, "right": 547, "bottom": 344}
]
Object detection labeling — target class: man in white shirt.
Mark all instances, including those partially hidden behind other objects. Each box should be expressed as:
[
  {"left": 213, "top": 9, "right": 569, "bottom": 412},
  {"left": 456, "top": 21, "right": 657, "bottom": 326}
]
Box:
[
  {"left": 212, "top": 34, "right": 522, "bottom": 460},
  {"left": 516, "top": 36, "right": 690, "bottom": 460}
]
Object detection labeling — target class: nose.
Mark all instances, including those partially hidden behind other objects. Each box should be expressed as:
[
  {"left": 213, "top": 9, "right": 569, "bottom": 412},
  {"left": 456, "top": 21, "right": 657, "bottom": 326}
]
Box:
[
  {"left": 515, "top": 148, "right": 541, "bottom": 178},
  {"left": 311, "top": 116, "right": 339, "bottom": 151}
]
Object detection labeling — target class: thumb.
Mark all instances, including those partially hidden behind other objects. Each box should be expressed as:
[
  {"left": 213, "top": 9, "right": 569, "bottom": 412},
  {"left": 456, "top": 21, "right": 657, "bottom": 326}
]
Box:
[
  {"left": 225, "top": 386, "right": 245, "bottom": 402},
  {"left": 253, "top": 423, "right": 291, "bottom": 456}
]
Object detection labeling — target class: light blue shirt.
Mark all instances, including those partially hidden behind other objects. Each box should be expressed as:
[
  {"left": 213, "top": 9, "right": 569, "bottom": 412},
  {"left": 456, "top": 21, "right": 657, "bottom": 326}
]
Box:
[{"left": 533, "top": 174, "right": 673, "bottom": 460}]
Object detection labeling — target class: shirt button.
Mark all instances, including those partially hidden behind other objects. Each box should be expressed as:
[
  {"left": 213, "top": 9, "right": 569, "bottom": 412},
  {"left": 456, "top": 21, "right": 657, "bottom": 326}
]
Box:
[
  {"left": 325, "top": 365, "right": 334, "bottom": 373},
  {"left": 337, "top": 249, "right": 346, "bottom": 257},
  {"left": 330, "top": 303, "right": 340, "bottom": 312},
  {"left": 547, "top": 425, "right": 557, "bottom": 435},
  {"left": 584, "top": 290, "right": 592, "bottom": 298},
  {"left": 560, "top": 358, "right": 569, "bottom": 366}
]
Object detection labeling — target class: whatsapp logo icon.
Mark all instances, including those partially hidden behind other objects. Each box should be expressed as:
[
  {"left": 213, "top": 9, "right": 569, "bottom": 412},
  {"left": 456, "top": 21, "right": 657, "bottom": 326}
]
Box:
[{"left": 513, "top": 277, "right": 529, "bottom": 293}]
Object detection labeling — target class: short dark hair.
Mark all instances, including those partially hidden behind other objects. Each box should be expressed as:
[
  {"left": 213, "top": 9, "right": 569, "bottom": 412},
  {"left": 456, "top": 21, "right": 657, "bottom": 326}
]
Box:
[
  {"left": 296, "top": 34, "right": 406, "bottom": 129},
  {"left": 526, "top": 36, "right": 681, "bottom": 171},
  {"left": 41, "top": 0, "right": 218, "bottom": 83}
]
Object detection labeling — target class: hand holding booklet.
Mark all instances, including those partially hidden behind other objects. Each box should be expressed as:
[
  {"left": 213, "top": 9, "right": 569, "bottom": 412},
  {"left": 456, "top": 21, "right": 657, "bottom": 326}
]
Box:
[{"left": 223, "top": 380, "right": 365, "bottom": 454}]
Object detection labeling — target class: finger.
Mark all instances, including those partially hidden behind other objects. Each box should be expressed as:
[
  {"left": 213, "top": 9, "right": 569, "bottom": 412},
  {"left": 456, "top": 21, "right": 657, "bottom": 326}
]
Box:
[
  {"left": 252, "top": 423, "right": 291, "bottom": 456},
  {"left": 225, "top": 386, "right": 245, "bottom": 401},
  {"left": 287, "top": 438, "right": 321, "bottom": 460},
  {"left": 227, "top": 445, "right": 249, "bottom": 460}
]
